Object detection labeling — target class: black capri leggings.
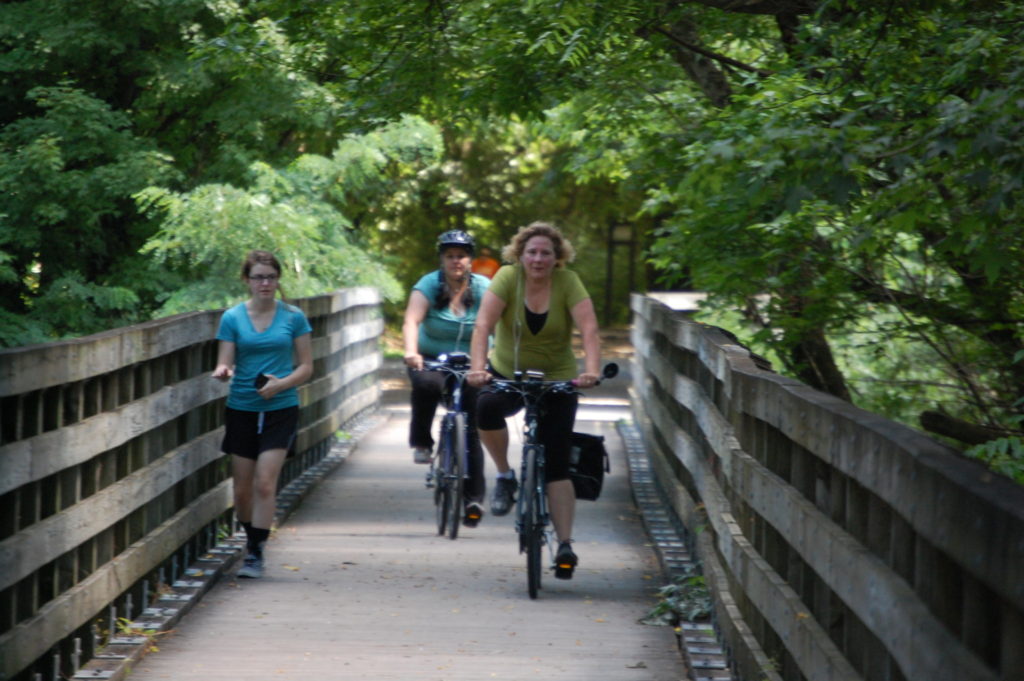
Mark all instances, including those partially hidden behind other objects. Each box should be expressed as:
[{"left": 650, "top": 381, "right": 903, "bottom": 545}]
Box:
[{"left": 476, "top": 379, "right": 579, "bottom": 483}]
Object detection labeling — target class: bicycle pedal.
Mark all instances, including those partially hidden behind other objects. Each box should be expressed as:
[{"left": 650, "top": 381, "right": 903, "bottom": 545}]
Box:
[{"left": 553, "top": 545, "right": 577, "bottom": 580}]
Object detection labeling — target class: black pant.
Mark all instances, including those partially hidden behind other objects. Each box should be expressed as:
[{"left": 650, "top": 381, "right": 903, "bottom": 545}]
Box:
[
  {"left": 476, "top": 384, "right": 579, "bottom": 483},
  {"left": 408, "top": 367, "right": 485, "bottom": 503}
]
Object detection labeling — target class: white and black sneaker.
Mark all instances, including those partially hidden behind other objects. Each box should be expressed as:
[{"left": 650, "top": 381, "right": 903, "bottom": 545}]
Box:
[{"left": 237, "top": 552, "right": 265, "bottom": 579}]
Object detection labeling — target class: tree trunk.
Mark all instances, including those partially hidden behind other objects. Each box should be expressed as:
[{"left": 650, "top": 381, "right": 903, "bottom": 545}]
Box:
[{"left": 789, "top": 327, "right": 851, "bottom": 401}]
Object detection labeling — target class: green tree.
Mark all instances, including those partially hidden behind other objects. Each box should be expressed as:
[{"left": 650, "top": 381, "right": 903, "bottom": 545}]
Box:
[
  {"left": 0, "top": 85, "right": 179, "bottom": 343},
  {"left": 137, "top": 115, "right": 445, "bottom": 314}
]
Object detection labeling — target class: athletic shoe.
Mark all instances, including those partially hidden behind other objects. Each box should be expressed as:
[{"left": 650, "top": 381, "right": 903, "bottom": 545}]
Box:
[
  {"left": 554, "top": 541, "right": 577, "bottom": 580},
  {"left": 463, "top": 501, "right": 484, "bottom": 527},
  {"left": 237, "top": 552, "right": 265, "bottom": 579},
  {"left": 413, "top": 447, "right": 433, "bottom": 464},
  {"left": 490, "top": 475, "right": 517, "bottom": 516}
]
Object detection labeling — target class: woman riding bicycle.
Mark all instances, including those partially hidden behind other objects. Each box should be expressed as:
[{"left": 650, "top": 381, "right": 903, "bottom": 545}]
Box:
[
  {"left": 402, "top": 230, "right": 491, "bottom": 526},
  {"left": 466, "top": 222, "right": 601, "bottom": 578}
]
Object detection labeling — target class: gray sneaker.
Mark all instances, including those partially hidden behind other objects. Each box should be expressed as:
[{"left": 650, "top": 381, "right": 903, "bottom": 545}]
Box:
[
  {"left": 490, "top": 475, "right": 518, "bottom": 516},
  {"left": 237, "top": 552, "right": 264, "bottom": 579},
  {"left": 413, "top": 447, "right": 433, "bottom": 464}
]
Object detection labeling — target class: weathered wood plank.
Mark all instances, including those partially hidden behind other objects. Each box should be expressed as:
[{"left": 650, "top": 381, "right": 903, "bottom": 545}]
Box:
[
  {"left": 0, "top": 481, "right": 232, "bottom": 679},
  {"left": 629, "top": 293, "right": 1023, "bottom": 681}
]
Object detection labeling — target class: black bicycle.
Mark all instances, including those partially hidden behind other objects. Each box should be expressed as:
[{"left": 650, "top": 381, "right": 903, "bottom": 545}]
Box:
[
  {"left": 488, "top": 363, "right": 617, "bottom": 598},
  {"left": 422, "top": 352, "right": 472, "bottom": 540}
]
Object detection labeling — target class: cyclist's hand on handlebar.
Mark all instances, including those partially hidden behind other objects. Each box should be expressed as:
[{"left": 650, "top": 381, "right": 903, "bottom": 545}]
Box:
[
  {"left": 404, "top": 353, "right": 424, "bottom": 371},
  {"left": 466, "top": 370, "right": 492, "bottom": 387},
  {"left": 573, "top": 372, "right": 600, "bottom": 389}
]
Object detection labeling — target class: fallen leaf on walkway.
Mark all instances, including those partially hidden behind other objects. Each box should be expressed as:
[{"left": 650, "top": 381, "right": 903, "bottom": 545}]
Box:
[
  {"left": 626, "top": 661, "right": 648, "bottom": 669},
  {"left": 283, "top": 565, "right": 300, "bottom": 571}
]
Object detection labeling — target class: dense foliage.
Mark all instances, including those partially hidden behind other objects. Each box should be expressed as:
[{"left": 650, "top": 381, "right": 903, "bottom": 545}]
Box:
[{"left": 2, "top": 0, "right": 1021, "bottom": 469}]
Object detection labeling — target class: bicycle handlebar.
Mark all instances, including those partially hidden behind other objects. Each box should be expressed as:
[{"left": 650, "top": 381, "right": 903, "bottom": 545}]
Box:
[
  {"left": 420, "top": 351, "right": 471, "bottom": 377},
  {"left": 486, "top": 362, "right": 618, "bottom": 400},
  {"left": 487, "top": 376, "right": 579, "bottom": 400}
]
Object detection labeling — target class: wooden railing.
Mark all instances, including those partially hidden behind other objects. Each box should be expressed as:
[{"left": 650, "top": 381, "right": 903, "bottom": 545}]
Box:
[
  {"left": 0, "top": 288, "right": 383, "bottom": 680},
  {"left": 629, "top": 294, "right": 1024, "bottom": 681}
]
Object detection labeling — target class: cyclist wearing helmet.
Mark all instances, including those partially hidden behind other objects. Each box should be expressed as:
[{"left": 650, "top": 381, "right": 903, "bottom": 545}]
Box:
[{"left": 402, "top": 230, "right": 491, "bottom": 526}]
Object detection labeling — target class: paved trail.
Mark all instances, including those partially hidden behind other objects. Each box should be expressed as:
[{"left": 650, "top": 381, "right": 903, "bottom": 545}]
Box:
[{"left": 128, "top": 375, "right": 686, "bottom": 680}]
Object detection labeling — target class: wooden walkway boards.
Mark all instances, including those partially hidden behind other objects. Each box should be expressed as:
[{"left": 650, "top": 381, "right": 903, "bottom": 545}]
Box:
[{"left": 125, "top": 384, "right": 687, "bottom": 681}]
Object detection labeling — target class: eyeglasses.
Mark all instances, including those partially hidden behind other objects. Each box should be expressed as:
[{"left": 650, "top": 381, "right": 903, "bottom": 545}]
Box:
[{"left": 249, "top": 274, "right": 279, "bottom": 283}]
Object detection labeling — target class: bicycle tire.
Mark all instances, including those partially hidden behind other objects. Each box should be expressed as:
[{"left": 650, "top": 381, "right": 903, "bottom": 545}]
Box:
[
  {"left": 523, "top": 445, "right": 542, "bottom": 598},
  {"left": 447, "top": 412, "right": 467, "bottom": 540},
  {"left": 527, "top": 523, "right": 542, "bottom": 599}
]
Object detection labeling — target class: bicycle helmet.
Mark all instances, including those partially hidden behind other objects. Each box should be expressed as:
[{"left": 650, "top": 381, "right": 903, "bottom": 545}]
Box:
[{"left": 436, "top": 230, "right": 475, "bottom": 255}]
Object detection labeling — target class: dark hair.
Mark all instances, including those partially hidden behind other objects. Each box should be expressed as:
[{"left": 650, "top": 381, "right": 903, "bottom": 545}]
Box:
[
  {"left": 501, "top": 222, "right": 575, "bottom": 267},
  {"left": 434, "top": 270, "right": 475, "bottom": 310},
  {"left": 241, "top": 250, "right": 287, "bottom": 299}
]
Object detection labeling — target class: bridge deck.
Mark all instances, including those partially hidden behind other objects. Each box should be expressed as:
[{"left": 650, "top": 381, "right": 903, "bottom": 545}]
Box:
[{"left": 125, "top": 367, "right": 687, "bottom": 681}]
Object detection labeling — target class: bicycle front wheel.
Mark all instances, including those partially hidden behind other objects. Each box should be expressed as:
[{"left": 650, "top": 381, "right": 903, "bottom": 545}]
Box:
[
  {"left": 446, "top": 412, "right": 467, "bottom": 540},
  {"left": 435, "top": 471, "right": 451, "bottom": 536},
  {"left": 522, "top": 445, "right": 543, "bottom": 598},
  {"left": 435, "top": 416, "right": 454, "bottom": 536}
]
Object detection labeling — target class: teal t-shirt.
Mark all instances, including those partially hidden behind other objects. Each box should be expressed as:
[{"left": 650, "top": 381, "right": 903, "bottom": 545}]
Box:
[
  {"left": 413, "top": 271, "right": 490, "bottom": 357},
  {"left": 216, "top": 300, "right": 313, "bottom": 412}
]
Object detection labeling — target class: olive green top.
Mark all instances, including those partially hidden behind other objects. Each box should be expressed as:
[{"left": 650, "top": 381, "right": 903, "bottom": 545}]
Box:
[{"left": 487, "top": 264, "right": 590, "bottom": 380}]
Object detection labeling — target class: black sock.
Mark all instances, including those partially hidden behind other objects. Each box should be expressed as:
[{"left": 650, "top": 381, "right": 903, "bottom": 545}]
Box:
[
  {"left": 248, "top": 527, "right": 270, "bottom": 555},
  {"left": 241, "top": 521, "right": 254, "bottom": 542}
]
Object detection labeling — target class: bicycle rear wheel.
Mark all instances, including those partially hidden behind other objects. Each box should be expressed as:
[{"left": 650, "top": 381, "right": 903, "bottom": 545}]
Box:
[
  {"left": 446, "top": 412, "right": 467, "bottom": 540},
  {"left": 523, "top": 445, "right": 542, "bottom": 598}
]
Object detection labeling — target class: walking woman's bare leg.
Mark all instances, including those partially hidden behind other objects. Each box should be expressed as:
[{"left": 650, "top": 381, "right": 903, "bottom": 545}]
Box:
[
  {"left": 250, "top": 448, "right": 287, "bottom": 529},
  {"left": 232, "top": 455, "right": 256, "bottom": 523}
]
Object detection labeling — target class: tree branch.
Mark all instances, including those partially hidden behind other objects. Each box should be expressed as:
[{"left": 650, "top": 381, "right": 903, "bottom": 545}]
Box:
[
  {"left": 651, "top": 26, "right": 774, "bottom": 77},
  {"left": 683, "top": 0, "right": 819, "bottom": 16},
  {"left": 920, "top": 410, "right": 1019, "bottom": 446}
]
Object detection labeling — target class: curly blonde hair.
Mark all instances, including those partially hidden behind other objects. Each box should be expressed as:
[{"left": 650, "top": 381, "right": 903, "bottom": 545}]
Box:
[{"left": 500, "top": 222, "right": 575, "bottom": 267}]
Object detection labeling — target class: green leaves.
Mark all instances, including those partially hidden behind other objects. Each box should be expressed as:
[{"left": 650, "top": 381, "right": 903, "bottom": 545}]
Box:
[
  {"left": 638, "top": 3, "right": 1024, "bottom": 440},
  {"left": 137, "top": 115, "right": 443, "bottom": 316}
]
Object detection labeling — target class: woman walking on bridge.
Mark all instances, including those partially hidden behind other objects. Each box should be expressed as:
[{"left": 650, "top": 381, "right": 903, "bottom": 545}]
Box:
[{"left": 212, "top": 250, "right": 313, "bottom": 579}]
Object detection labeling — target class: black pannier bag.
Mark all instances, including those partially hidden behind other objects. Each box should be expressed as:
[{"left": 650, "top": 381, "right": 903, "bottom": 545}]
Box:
[{"left": 569, "top": 432, "right": 609, "bottom": 500}]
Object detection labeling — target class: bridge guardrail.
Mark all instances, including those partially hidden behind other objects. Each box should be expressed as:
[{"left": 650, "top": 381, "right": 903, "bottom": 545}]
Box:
[
  {"left": 0, "top": 287, "right": 383, "bottom": 680},
  {"left": 630, "top": 293, "right": 1024, "bottom": 681}
]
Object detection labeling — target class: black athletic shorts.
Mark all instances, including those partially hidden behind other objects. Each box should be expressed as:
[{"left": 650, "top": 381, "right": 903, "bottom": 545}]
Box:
[{"left": 221, "top": 406, "right": 299, "bottom": 460}]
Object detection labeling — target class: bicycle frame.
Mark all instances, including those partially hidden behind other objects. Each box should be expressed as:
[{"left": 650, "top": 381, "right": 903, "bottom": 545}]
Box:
[
  {"left": 422, "top": 352, "right": 472, "bottom": 539},
  {"left": 488, "top": 370, "right": 579, "bottom": 597}
]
